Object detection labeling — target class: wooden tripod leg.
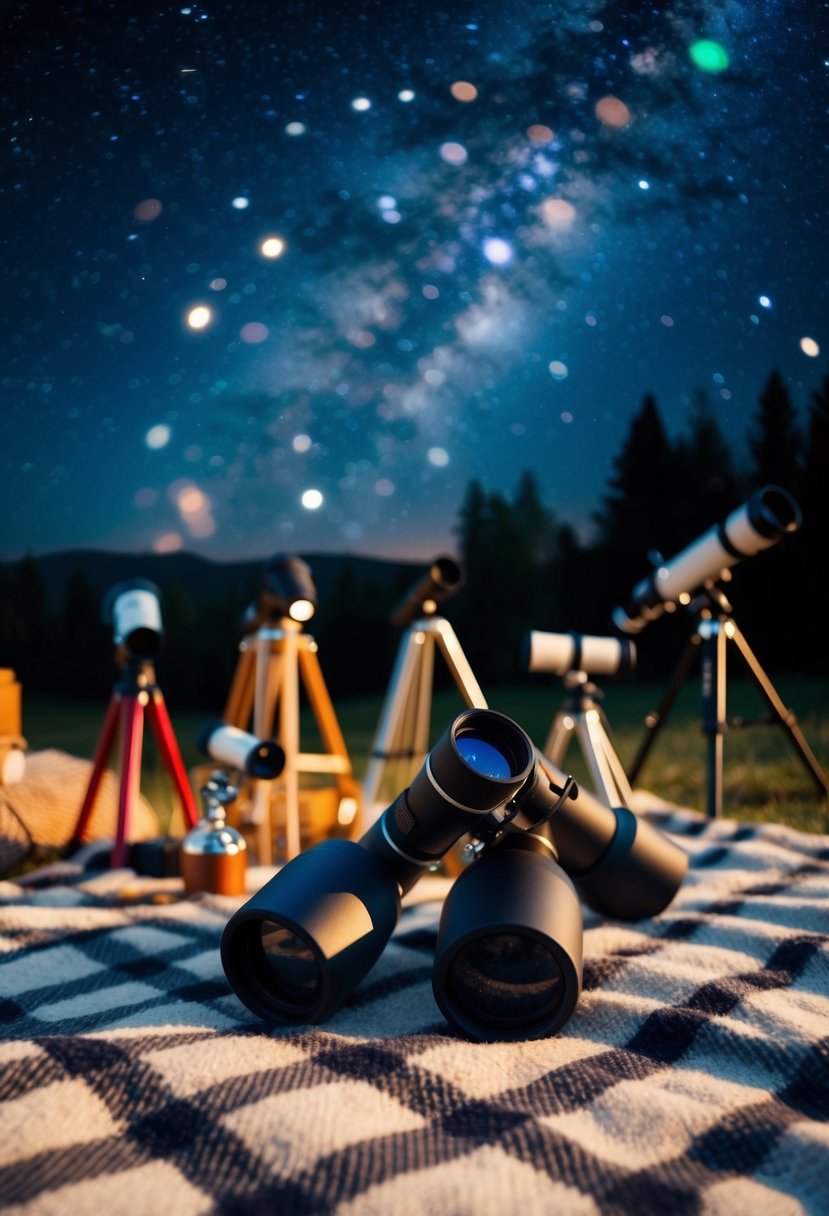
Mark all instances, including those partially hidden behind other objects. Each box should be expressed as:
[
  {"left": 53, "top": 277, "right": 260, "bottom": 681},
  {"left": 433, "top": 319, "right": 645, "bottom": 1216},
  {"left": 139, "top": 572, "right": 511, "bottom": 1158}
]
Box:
[
  {"left": 224, "top": 645, "right": 257, "bottom": 729},
  {"left": 297, "top": 647, "right": 350, "bottom": 761}
]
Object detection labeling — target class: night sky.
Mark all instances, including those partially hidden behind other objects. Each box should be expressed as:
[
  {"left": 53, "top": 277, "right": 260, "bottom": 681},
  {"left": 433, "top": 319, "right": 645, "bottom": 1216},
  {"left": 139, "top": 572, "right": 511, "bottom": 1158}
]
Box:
[{"left": 2, "top": 1, "right": 827, "bottom": 563}]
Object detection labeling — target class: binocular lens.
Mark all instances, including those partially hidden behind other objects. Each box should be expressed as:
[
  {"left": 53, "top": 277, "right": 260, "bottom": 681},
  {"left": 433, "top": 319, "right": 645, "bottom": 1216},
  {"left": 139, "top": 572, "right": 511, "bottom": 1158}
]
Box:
[
  {"left": 454, "top": 734, "right": 513, "bottom": 780},
  {"left": 260, "top": 922, "right": 322, "bottom": 1006},
  {"left": 445, "top": 932, "right": 565, "bottom": 1025}
]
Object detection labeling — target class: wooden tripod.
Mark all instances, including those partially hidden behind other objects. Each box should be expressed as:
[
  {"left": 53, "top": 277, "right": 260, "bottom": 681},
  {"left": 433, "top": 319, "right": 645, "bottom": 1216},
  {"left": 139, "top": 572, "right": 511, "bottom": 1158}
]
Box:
[{"left": 223, "top": 619, "right": 361, "bottom": 862}]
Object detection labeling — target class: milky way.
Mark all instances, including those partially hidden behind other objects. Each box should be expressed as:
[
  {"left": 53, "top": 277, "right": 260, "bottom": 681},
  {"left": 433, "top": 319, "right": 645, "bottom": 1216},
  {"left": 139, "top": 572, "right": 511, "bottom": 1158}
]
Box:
[{"left": 2, "top": 0, "right": 826, "bottom": 561}]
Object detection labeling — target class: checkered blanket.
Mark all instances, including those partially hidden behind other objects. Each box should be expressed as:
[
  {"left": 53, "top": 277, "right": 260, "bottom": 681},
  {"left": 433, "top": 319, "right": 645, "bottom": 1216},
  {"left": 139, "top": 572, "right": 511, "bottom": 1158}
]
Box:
[{"left": 1, "top": 809, "right": 827, "bottom": 1216}]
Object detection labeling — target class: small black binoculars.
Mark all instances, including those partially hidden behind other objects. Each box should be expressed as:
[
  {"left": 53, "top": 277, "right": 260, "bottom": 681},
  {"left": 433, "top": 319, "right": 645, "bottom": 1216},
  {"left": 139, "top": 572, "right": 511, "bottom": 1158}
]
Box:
[{"left": 221, "top": 708, "right": 687, "bottom": 1041}]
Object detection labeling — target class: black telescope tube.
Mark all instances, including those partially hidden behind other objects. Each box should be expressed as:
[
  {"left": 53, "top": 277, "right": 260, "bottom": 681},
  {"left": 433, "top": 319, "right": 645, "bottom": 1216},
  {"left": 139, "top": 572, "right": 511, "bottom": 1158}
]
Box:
[
  {"left": 389, "top": 555, "right": 465, "bottom": 629},
  {"left": 220, "top": 708, "right": 535, "bottom": 1025}
]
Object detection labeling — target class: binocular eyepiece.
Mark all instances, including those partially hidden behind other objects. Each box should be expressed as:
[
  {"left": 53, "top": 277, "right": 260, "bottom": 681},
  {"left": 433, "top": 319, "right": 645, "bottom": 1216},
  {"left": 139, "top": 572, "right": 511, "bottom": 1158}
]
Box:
[{"left": 221, "top": 708, "right": 687, "bottom": 1041}]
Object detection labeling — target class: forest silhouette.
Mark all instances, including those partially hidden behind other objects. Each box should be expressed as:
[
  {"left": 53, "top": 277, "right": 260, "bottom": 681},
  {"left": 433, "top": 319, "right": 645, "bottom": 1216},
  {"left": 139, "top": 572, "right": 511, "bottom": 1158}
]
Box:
[{"left": 1, "top": 369, "right": 827, "bottom": 712}]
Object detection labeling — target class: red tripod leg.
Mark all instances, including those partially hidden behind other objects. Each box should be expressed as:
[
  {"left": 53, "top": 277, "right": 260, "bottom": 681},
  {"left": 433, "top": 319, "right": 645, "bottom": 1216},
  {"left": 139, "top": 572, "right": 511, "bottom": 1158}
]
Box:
[
  {"left": 111, "top": 694, "right": 145, "bottom": 868},
  {"left": 71, "top": 695, "right": 122, "bottom": 847},
  {"left": 146, "top": 691, "right": 199, "bottom": 828}
]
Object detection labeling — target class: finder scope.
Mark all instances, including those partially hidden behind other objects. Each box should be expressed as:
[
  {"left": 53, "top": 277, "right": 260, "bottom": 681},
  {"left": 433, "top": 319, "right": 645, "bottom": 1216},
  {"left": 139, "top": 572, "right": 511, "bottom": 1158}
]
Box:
[
  {"left": 198, "top": 720, "right": 286, "bottom": 781},
  {"left": 613, "top": 486, "right": 801, "bottom": 635}
]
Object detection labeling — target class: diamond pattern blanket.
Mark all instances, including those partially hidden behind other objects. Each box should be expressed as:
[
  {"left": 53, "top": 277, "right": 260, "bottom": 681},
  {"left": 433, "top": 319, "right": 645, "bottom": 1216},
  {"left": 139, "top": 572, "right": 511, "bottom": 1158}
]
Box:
[{"left": 1, "top": 809, "right": 827, "bottom": 1216}]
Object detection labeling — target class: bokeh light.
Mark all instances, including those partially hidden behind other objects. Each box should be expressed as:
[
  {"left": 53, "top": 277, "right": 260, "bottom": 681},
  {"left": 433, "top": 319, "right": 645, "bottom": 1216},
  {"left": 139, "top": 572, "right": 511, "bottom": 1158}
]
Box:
[
  {"left": 292, "top": 433, "right": 312, "bottom": 453},
  {"left": 153, "top": 532, "right": 184, "bottom": 554},
  {"left": 440, "top": 142, "right": 468, "bottom": 165},
  {"left": 689, "top": 40, "right": 730, "bottom": 73},
  {"left": 800, "top": 336, "right": 820, "bottom": 357},
  {"left": 285, "top": 121, "right": 306, "bottom": 136},
  {"left": 759, "top": 295, "right": 773, "bottom": 308},
  {"left": 398, "top": 89, "right": 415, "bottom": 102},
  {"left": 186, "top": 305, "right": 212, "bottom": 330},
  {"left": 482, "top": 237, "right": 513, "bottom": 266},
  {"left": 427, "top": 447, "right": 450, "bottom": 467},
  {"left": 548, "top": 361, "right": 569, "bottom": 380},
  {"left": 301, "top": 488, "right": 324, "bottom": 509},
  {"left": 133, "top": 198, "right": 163, "bottom": 222},
  {"left": 527, "top": 124, "right": 554, "bottom": 143},
  {"left": 540, "top": 198, "right": 576, "bottom": 229},
  {"left": 239, "top": 322, "right": 269, "bottom": 344},
  {"left": 351, "top": 97, "right": 371, "bottom": 112},
  {"left": 595, "top": 96, "right": 632, "bottom": 128},
  {"left": 145, "top": 424, "right": 171, "bottom": 450},
  {"left": 450, "top": 81, "right": 478, "bottom": 102},
  {"left": 260, "top": 236, "right": 285, "bottom": 259},
  {"left": 231, "top": 197, "right": 250, "bottom": 210}
]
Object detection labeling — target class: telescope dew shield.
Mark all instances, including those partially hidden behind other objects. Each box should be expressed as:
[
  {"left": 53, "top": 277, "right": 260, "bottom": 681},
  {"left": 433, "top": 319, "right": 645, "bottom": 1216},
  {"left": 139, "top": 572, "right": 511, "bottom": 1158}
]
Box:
[
  {"left": 105, "top": 579, "right": 164, "bottom": 658},
  {"left": 433, "top": 835, "right": 583, "bottom": 1041},
  {"left": 550, "top": 801, "right": 688, "bottom": 921},
  {"left": 198, "top": 720, "right": 286, "bottom": 780},
  {"left": 524, "top": 630, "right": 636, "bottom": 678},
  {"left": 613, "top": 485, "right": 801, "bottom": 635},
  {"left": 390, "top": 555, "right": 465, "bottom": 629}
]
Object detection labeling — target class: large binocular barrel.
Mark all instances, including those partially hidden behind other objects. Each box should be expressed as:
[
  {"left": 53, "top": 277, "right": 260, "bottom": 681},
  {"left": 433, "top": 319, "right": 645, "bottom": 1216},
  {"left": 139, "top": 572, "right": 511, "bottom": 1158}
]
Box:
[
  {"left": 525, "top": 630, "right": 636, "bottom": 679},
  {"left": 221, "top": 709, "right": 687, "bottom": 1041},
  {"left": 613, "top": 486, "right": 800, "bottom": 635},
  {"left": 389, "top": 555, "right": 465, "bottom": 629}
]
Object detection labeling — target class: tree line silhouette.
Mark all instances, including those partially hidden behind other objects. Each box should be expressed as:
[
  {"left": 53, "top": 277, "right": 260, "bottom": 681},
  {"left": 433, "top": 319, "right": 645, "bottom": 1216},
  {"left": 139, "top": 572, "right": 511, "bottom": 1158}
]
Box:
[{"left": 1, "top": 368, "right": 827, "bottom": 712}]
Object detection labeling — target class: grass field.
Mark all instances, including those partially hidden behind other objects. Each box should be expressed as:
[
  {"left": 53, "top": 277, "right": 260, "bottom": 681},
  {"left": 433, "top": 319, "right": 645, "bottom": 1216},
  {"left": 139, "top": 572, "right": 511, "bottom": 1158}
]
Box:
[{"left": 19, "top": 674, "right": 829, "bottom": 836}]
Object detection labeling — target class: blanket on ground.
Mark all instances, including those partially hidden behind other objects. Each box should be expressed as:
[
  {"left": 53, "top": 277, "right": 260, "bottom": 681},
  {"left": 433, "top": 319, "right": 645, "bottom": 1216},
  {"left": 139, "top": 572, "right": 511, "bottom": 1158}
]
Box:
[{"left": 0, "top": 808, "right": 827, "bottom": 1216}]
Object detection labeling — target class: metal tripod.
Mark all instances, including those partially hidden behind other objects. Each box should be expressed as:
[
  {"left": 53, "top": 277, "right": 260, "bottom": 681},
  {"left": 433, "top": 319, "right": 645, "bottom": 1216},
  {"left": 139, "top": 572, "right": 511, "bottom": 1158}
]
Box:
[
  {"left": 541, "top": 671, "right": 634, "bottom": 808},
  {"left": 626, "top": 588, "right": 828, "bottom": 817},
  {"left": 71, "top": 656, "right": 199, "bottom": 868},
  {"left": 362, "top": 614, "right": 487, "bottom": 815}
]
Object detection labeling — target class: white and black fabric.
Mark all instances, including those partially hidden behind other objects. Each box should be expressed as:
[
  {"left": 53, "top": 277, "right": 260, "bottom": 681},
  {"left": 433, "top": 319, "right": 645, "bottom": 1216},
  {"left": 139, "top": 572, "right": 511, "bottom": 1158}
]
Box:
[{"left": 1, "top": 809, "right": 827, "bottom": 1215}]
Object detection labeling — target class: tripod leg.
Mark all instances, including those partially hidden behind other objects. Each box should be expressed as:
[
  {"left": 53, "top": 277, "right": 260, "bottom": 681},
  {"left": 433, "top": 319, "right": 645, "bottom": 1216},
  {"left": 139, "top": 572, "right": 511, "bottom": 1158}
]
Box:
[
  {"left": 363, "top": 631, "right": 425, "bottom": 810},
  {"left": 146, "top": 690, "right": 199, "bottom": 829},
  {"left": 254, "top": 639, "right": 284, "bottom": 741},
  {"left": 298, "top": 647, "right": 351, "bottom": 762},
  {"left": 701, "top": 622, "right": 727, "bottom": 818},
  {"left": 578, "top": 711, "right": 635, "bottom": 807},
  {"left": 112, "top": 695, "right": 145, "bottom": 868},
  {"left": 413, "top": 632, "right": 435, "bottom": 759},
  {"left": 627, "top": 634, "right": 701, "bottom": 785},
  {"left": 729, "top": 625, "right": 829, "bottom": 796},
  {"left": 543, "top": 712, "right": 575, "bottom": 770},
  {"left": 71, "top": 695, "right": 122, "bottom": 847},
  {"left": 224, "top": 644, "right": 257, "bottom": 729},
  {"left": 434, "top": 620, "right": 488, "bottom": 708},
  {"left": 279, "top": 630, "right": 301, "bottom": 861}
]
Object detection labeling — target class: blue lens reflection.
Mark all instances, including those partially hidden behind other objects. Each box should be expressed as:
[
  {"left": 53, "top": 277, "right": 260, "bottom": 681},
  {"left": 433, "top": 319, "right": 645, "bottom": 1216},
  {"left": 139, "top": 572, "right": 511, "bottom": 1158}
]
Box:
[{"left": 456, "top": 734, "right": 512, "bottom": 779}]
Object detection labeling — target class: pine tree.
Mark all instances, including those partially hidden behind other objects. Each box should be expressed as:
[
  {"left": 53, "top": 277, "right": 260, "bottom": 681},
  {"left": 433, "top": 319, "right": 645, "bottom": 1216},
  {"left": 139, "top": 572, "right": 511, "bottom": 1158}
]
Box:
[
  {"left": 679, "top": 389, "right": 742, "bottom": 527},
  {"left": 747, "top": 369, "right": 803, "bottom": 491}
]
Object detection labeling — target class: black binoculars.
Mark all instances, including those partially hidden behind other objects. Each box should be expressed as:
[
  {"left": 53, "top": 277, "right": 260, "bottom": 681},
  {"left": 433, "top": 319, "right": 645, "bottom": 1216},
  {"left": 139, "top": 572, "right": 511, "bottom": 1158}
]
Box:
[{"left": 221, "top": 709, "right": 687, "bottom": 1041}]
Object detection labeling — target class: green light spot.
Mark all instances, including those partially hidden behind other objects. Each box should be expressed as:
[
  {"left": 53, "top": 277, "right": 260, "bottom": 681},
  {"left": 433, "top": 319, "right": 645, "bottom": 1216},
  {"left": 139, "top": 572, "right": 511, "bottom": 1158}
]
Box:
[{"left": 690, "top": 40, "right": 730, "bottom": 73}]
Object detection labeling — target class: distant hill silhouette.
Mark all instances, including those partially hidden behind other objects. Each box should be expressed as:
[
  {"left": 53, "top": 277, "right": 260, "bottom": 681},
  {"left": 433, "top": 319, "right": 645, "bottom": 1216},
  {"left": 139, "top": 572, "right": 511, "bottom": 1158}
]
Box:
[{"left": 17, "top": 548, "right": 424, "bottom": 616}]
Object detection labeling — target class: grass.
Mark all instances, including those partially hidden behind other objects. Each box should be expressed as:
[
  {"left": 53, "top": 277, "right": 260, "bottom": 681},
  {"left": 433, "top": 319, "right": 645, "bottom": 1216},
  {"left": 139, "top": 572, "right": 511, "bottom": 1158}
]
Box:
[{"left": 18, "top": 674, "right": 829, "bottom": 837}]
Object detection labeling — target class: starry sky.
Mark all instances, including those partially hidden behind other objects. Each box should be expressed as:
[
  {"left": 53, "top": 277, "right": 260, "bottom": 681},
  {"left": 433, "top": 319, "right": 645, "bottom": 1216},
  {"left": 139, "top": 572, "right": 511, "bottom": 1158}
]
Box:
[{"left": 2, "top": 0, "right": 827, "bottom": 563}]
